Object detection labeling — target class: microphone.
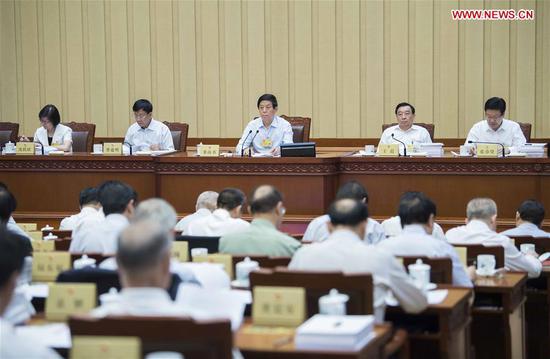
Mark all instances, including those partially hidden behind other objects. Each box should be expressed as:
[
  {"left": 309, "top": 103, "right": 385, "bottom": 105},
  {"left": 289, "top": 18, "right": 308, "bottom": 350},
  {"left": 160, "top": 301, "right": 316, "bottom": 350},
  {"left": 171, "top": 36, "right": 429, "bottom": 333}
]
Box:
[
  {"left": 391, "top": 134, "right": 407, "bottom": 157},
  {"left": 123, "top": 141, "right": 133, "bottom": 155},
  {"left": 467, "top": 140, "right": 505, "bottom": 157},
  {"left": 248, "top": 130, "right": 260, "bottom": 157},
  {"left": 241, "top": 130, "right": 253, "bottom": 157}
]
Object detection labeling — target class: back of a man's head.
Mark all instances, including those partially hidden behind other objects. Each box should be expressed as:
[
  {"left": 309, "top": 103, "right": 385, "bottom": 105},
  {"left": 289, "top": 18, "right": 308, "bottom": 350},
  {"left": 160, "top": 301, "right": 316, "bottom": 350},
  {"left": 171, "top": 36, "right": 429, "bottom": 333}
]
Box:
[
  {"left": 133, "top": 198, "right": 177, "bottom": 232},
  {"left": 116, "top": 221, "right": 171, "bottom": 288},
  {"left": 518, "top": 200, "right": 545, "bottom": 227},
  {"left": 335, "top": 181, "right": 369, "bottom": 203},
  {"left": 398, "top": 192, "right": 436, "bottom": 227},
  {"left": 196, "top": 191, "right": 218, "bottom": 211},
  {"left": 328, "top": 199, "right": 368, "bottom": 227},
  {"left": 250, "top": 185, "right": 282, "bottom": 215},
  {"left": 466, "top": 198, "right": 497, "bottom": 222},
  {"left": 0, "top": 188, "right": 17, "bottom": 224},
  {"left": 217, "top": 188, "right": 245, "bottom": 211},
  {"left": 79, "top": 187, "right": 99, "bottom": 207},
  {"left": 97, "top": 181, "right": 137, "bottom": 216},
  {"left": 0, "top": 226, "right": 26, "bottom": 314}
]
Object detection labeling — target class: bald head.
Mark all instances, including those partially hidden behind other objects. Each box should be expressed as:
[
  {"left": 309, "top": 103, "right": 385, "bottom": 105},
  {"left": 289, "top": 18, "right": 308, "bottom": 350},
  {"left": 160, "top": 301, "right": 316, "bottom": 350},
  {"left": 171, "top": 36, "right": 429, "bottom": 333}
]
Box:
[
  {"left": 132, "top": 198, "right": 177, "bottom": 232},
  {"left": 328, "top": 199, "right": 369, "bottom": 226},
  {"left": 250, "top": 185, "right": 283, "bottom": 214}
]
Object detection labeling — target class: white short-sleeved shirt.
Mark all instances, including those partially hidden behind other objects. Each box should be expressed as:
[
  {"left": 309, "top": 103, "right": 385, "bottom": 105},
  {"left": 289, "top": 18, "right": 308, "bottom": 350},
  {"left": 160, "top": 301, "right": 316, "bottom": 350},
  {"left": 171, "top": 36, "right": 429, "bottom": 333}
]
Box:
[
  {"left": 59, "top": 206, "right": 104, "bottom": 231},
  {"left": 187, "top": 209, "right": 249, "bottom": 237},
  {"left": 381, "top": 216, "right": 447, "bottom": 241},
  {"left": 124, "top": 119, "right": 174, "bottom": 151},
  {"left": 236, "top": 116, "right": 294, "bottom": 155},
  {"left": 465, "top": 119, "right": 526, "bottom": 148},
  {"left": 446, "top": 219, "right": 542, "bottom": 278},
  {"left": 302, "top": 214, "right": 386, "bottom": 245},
  {"left": 69, "top": 213, "right": 129, "bottom": 254},
  {"left": 33, "top": 123, "right": 73, "bottom": 151},
  {"left": 175, "top": 208, "right": 212, "bottom": 233},
  {"left": 500, "top": 223, "right": 550, "bottom": 238},
  {"left": 378, "top": 124, "right": 432, "bottom": 153},
  {"left": 289, "top": 228, "right": 428, "bottom": 322},
  {"left": 0, "top": 319, "right": 61, "bottom": 359}
]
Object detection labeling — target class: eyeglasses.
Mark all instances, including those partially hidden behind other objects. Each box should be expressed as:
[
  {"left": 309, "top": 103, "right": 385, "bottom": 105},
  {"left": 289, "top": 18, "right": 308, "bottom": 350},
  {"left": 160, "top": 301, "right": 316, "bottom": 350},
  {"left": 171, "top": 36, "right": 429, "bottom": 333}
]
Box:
[{"left": 134, "top": 113, "right": 150, "bottom": 120}]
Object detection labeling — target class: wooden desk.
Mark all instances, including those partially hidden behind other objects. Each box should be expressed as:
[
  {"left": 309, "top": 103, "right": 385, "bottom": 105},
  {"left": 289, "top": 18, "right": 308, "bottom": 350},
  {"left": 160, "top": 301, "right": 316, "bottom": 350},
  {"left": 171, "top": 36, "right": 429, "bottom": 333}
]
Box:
[
  {"left": 385, "top": 286, "right": 472, "bottom": 359},
  {"left": 235, "top": 320, "right": 392, "bottom": 359},
  {"left": 472, "top": 272, "right": 527, "bottom": 359}
]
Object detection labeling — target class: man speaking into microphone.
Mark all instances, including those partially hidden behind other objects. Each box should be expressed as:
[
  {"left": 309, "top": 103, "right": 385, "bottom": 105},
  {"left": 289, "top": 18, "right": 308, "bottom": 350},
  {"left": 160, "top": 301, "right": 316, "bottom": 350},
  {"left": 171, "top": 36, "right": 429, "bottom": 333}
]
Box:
[
  {"left": 378, "top": 102, "right": 432, "bottom": 155},
  {"left": 465, "top": 97, "right": 527, "bottom": 154}
]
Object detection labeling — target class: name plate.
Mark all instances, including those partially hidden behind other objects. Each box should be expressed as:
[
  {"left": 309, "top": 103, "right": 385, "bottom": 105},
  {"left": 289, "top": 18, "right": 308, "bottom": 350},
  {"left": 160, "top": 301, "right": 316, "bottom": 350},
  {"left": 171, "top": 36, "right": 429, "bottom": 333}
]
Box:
[
  {"left": 198, "top": 144, "right": 220, "bottom": 157},
  {"left": 476, "top": 144, "right": 499, "bottom": 158},
  {"left": 193, "top": 253, "right": 233, "bottom": 278},
  {"left": 32, "top": 252, "right": 72, "bottom": 282},
  {"left": 16, "top": 142, "right": 35, "bottom": 155},
  {"left": 28, "top": 231, "right": 44, "bottom": 241},
  {"left": 32, "top": 240, "right": 55, "bottom": 252},
  {"left": 18, "top": 223, "right": 37, "bottom": 231},
  {"left": 455, "top": 247, "right": 468, "bottom": 267},
  {"left": 377, "top": 144, "right": 399, "bottom": 157},
  {"left": 252, "top": 286, "right": 306, "bottom": 327},
  {"left": 46, "top": 283, "right": 97, "bottom": 321},
  {"left": 171, "top": 241, "right": 189, "bottom": 262},
  {"left": 103, "top": 143, "right": 123, "bottom": 155},
  {"left": 71, "top": 336, "right": 141, "bottom": 359}
]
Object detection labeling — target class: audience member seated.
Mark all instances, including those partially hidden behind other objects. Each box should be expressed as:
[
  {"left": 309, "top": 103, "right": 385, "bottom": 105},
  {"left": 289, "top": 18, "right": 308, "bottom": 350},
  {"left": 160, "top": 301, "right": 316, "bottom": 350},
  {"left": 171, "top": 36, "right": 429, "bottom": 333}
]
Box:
[
  {"left": 377, "top": 192, "right": 473, "bottom": 287},
  {"left": 446, "top": 198, "right": 542, "bottom": 278},
  {"left": 0, "top": 183, "right": 31, "bottom": 241},
  {"left": 289, "top": 199, "right": 428, "bottom": 322},
  {"left": 175, "top": 191, "right": 218, "bottom": 232},
  {"left": 70, "top": 181, "right": 137, "bottom": 254},
  {"left": 302, "top": 181, "right": 385, "bottom": 244},
  {"left": 0, "top": 185, "right": 32, "bottom": 256},
  {"left": 220, "top": 185, "right": 301, "bottom": 256},
  {"left": 187, "top": 188, "right": 249, "bottom": 236},
  {"left": 501, "top": 200, "right": 550, "bottom": 238},
  {"left": 381, "top": 215, "right": 446, "bottom": 241},
  {"left": 0, "top": 226, "right": 61, "bottom": 358},
  {"left": 59, "top": 187, "right": 104, "bottom": 230}
]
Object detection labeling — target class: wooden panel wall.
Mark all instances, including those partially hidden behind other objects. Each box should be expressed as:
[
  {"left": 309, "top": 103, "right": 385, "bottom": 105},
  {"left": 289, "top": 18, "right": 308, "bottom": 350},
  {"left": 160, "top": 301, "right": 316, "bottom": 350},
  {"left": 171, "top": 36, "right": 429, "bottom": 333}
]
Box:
[{"left": 1, "top": 0, "right": 548, "bottom": 139}]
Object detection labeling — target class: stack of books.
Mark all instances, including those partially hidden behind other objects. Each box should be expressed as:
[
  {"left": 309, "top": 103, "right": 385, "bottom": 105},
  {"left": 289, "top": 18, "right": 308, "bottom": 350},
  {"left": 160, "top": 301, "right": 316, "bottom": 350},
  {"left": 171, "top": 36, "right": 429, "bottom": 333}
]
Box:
[
  {"left": 294, "top": 314, "right": 375, "bottom": 351},
  {"left": 418, "top": 143, "right": 444, "bottom": 157},
  {"left": 517, "top": 143, "right": 546, "bottom": 157}
]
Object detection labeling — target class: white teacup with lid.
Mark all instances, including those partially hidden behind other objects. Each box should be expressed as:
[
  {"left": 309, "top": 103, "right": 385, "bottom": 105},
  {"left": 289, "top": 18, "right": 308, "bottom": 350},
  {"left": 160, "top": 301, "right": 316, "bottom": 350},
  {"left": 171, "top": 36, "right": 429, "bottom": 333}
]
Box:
[
  {"left": 99, "top": 287, "right": 119, "bottom": 306},
  {"left": 191, "top": 247, "right": 208, "bottom": 259},
  {"left": 41, "top": 224, "right": 54, "bottom": 231},
  {"left": 319, "top": 289, "right": 349, "bottom": 315},
  {"left": 4, "top": 141, "right": 15, "bottom": 154},
  {"left": 43, "top": 232, "right": 58, "bottom": 241},
  {"left": 73, "top": 254, "right": 97, "bottom": 269},
  {"left": 476, "top": 254, "right": 496, "bottom": 276},
  {"left": 408, "top": 259, "right": 431, "bottom": 291},
  {"left": 235, "top": 257, "right": 259, "bottom": 286}
]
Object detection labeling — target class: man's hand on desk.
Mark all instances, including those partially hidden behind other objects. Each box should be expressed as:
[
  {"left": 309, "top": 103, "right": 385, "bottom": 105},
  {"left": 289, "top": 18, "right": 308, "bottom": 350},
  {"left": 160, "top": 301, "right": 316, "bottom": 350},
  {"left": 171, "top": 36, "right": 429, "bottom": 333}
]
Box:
[
  {"left": 18, "top": 135, "right": 30, "bottom": 142},
  {"left": 150, "top": 144, "right": 161, "bottom": 151}
]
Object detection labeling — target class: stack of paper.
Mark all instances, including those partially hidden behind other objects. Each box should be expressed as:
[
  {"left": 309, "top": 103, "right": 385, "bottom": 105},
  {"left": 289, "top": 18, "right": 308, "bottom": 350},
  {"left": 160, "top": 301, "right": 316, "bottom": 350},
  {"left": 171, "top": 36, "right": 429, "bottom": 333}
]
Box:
[
  {"left": 295, "top": 314, "right": 375, "bottom": 351},
  {"left": 517, "top": 143, "right": 546, "bottom": 158},
  {"left": 418, "top": 143, "right": 444, "bottom": 157}
]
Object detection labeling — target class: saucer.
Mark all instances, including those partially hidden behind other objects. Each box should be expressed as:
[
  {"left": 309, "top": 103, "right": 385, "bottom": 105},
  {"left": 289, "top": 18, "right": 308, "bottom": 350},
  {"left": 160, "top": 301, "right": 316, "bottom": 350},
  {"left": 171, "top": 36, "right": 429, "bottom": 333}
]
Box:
[{"left": 476, "top": 268, "right": 497, "bottom": 277}]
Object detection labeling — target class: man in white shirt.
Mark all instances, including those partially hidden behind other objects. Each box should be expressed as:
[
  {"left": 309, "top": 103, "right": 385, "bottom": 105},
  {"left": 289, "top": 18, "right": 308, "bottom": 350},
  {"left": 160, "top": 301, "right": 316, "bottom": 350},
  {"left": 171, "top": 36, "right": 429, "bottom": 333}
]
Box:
[
  {"left": 70, "top": 181, "right": 137, "bottom": 254},
  {"left": 123, "top": 99, "right": 174, "bottom": 151},
  {"left": 59, "top": 187, "right": 103, "bottom": 230},
  {"left": 175, "top": 191, "right": 219, "bottom": 233},
  {"left": 446, "top": 198, "right": 542, "bottom": 278},
  {"left": 302, "top": 181, "right": 385, "bottom": 244},
  {"left": 377, "top": 192, "right": 473, "bottom": 287},
  {"left": 187, "top": 188, "right": 249, "bottom": 236},
  {"left": 0, "top": 226, "right": 61, "bottom": 359},
  {"left": 381, "top": 215, "right": 447, "bottom": 241},
  {"left": 465, "top": 97, "right": 526, "bottom": 151},
  {"left": 501, "top": 200, "right": 550, "bottom": 238},
  {"left": 378, "top": 102, "right": 432, "bottom": 154},
  {"left": 290, "top": 198, "right": 427, "bottom": 323}
]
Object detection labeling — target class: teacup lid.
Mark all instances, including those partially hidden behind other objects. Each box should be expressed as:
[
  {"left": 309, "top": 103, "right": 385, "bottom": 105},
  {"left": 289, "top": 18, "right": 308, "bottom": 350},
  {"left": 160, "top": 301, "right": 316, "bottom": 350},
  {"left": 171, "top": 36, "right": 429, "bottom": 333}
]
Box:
[
  {"left": 74, "top": 254, "right": 96, "bottom": 266},
  {"left": 236, "top": 256, "right": 259, "bottom": 269},
  {"left": 99, "top": 287, "right": 119, "bottom": 304},
  {"left": 408, "top": 258, "right": 430, "bottom": 271},
  {"left": 43, "top": 232, "right": 58, "bottom": 240},
  {"left": 41, "top": 225, "right": 54, "bottom": 231},
  {"left": 319, "top": 288, "right": 349, "bottom": 305}
]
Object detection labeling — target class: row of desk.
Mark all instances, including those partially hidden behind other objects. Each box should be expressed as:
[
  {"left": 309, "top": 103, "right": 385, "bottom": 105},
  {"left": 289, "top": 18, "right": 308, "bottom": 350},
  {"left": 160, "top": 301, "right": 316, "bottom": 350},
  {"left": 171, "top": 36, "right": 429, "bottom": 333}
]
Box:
[{"left": 2, "top": 151, "right": 550, "bottom": 225}]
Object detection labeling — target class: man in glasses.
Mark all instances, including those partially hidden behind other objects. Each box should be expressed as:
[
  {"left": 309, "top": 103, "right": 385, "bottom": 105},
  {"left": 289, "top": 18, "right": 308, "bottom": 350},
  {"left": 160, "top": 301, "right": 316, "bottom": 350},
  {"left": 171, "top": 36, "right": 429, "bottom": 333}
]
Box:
[{"left": 123, "top": 99, "right": 174, "bottom": 152}]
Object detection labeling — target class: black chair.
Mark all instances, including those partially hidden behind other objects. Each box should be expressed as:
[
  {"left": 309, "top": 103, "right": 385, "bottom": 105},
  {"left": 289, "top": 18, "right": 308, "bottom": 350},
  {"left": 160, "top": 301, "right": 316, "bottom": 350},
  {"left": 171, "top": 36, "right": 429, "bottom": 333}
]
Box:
[{"left": 175, "top": 235, "right": 220, "bottom": 258}]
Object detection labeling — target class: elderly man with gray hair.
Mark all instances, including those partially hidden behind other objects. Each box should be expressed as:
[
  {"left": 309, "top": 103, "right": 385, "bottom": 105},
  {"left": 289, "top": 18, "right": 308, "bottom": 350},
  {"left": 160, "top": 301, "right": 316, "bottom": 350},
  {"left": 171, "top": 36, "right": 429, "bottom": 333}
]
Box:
[
  {"left": 175, "top": 191, "right": 219, "bottom": 233},
  {"left": 446, "top": 198, "right": 542, "bottom": 278}
]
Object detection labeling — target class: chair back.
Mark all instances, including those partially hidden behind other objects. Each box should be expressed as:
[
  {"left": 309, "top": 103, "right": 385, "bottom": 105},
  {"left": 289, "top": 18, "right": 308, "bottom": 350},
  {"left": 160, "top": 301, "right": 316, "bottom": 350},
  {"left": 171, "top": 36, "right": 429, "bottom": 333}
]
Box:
[
  {"left": 54, "top": 238, "right": 73, "bottom": 251},
  {"left": 250, "top": 268, "right": 373, "bottom": 318},
  {"left": 175, "top": 235, "right": 220, "bottom": 258},
  {"left": 280, "top": 115, "right": 311, "bottom": 143},
  {"left": 64, "top": 122, "right": 96, "bottom": 152},
  {"left": 382, "top": 122, "right": 435, "bottom": 141},
  {"left": 69, "top": 315, "right": 232, "bottom": 359},
  {"left": 509, "top": 235, "right": 550, "bottom": 255},
  {"left": 0, "top": 122, "right": 19, "bottom": 147},
  {"left": 453, "top": 244, "right": 505, "bottom": 268},
  {"left": 163, "top": 121, "right": 189, "bottom": 151},
  {"left": 400, "top": 256, "right": 453, "bottom": 284},
  {"left": 517, "top": 122, "right": 532, "bottom": 142},
  {"left": 231, "top": 255, "right": 291, "bottom": 270}
]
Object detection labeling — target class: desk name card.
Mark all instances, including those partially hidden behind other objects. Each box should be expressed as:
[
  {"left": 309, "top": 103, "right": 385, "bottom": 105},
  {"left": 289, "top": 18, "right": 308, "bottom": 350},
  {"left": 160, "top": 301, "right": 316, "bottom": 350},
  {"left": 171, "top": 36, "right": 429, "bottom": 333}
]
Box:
[
  {"left": 476, "top": 144, "right": 499, "bottom": 158},
  {"left": 18, "top": 223, "right": 37, "bottom": 231},
  {"left": 46, "top": 283, "right": 97, "bottom": 321},
  {"left": 31, "top": 239, "right": 55, "bottom": 252},
  {"left": 193, "top": 253, "right": 233, "bottom": 278},
  {"left": 32, "top": 252, "right": 72, "bottom": 282},
  {"left": 15, "top": 142, "right": 35, "bottom": 155},
  {"left": 171, "top": 241, "right": 189, "bottom": 262},
  {"left": 71, "top": 336, "right": 141, "bottom": 359},
  {"left": 103, "top": 143, "right": 123, "bottom": 155},
  {"left": 377, "top": 144, "right": 399, "bottom": 157},
  {"left": 252, "top": 286, "right": 306, "bottom": 327},
  {"left": 197, "top": 144, "right": 220, "bottom": 157}
]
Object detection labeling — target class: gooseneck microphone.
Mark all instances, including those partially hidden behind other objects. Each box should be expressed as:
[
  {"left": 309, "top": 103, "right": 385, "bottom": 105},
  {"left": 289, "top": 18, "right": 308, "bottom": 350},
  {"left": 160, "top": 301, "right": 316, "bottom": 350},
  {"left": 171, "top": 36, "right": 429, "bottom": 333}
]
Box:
[
  {"left": 467, "top": 140, "right": 505, "bottom": 157},
  {"left": 241, "top": 130, "right": 253, "bottom": 157},
  {"left": 391, "top": 133, "right": 407, "bottom": 157},
  {"left": 248, "top": 130, "right": 260, "bottom": 157},
  {"left": 123, "top": 141, "right": 133, "bottom": 155}
]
